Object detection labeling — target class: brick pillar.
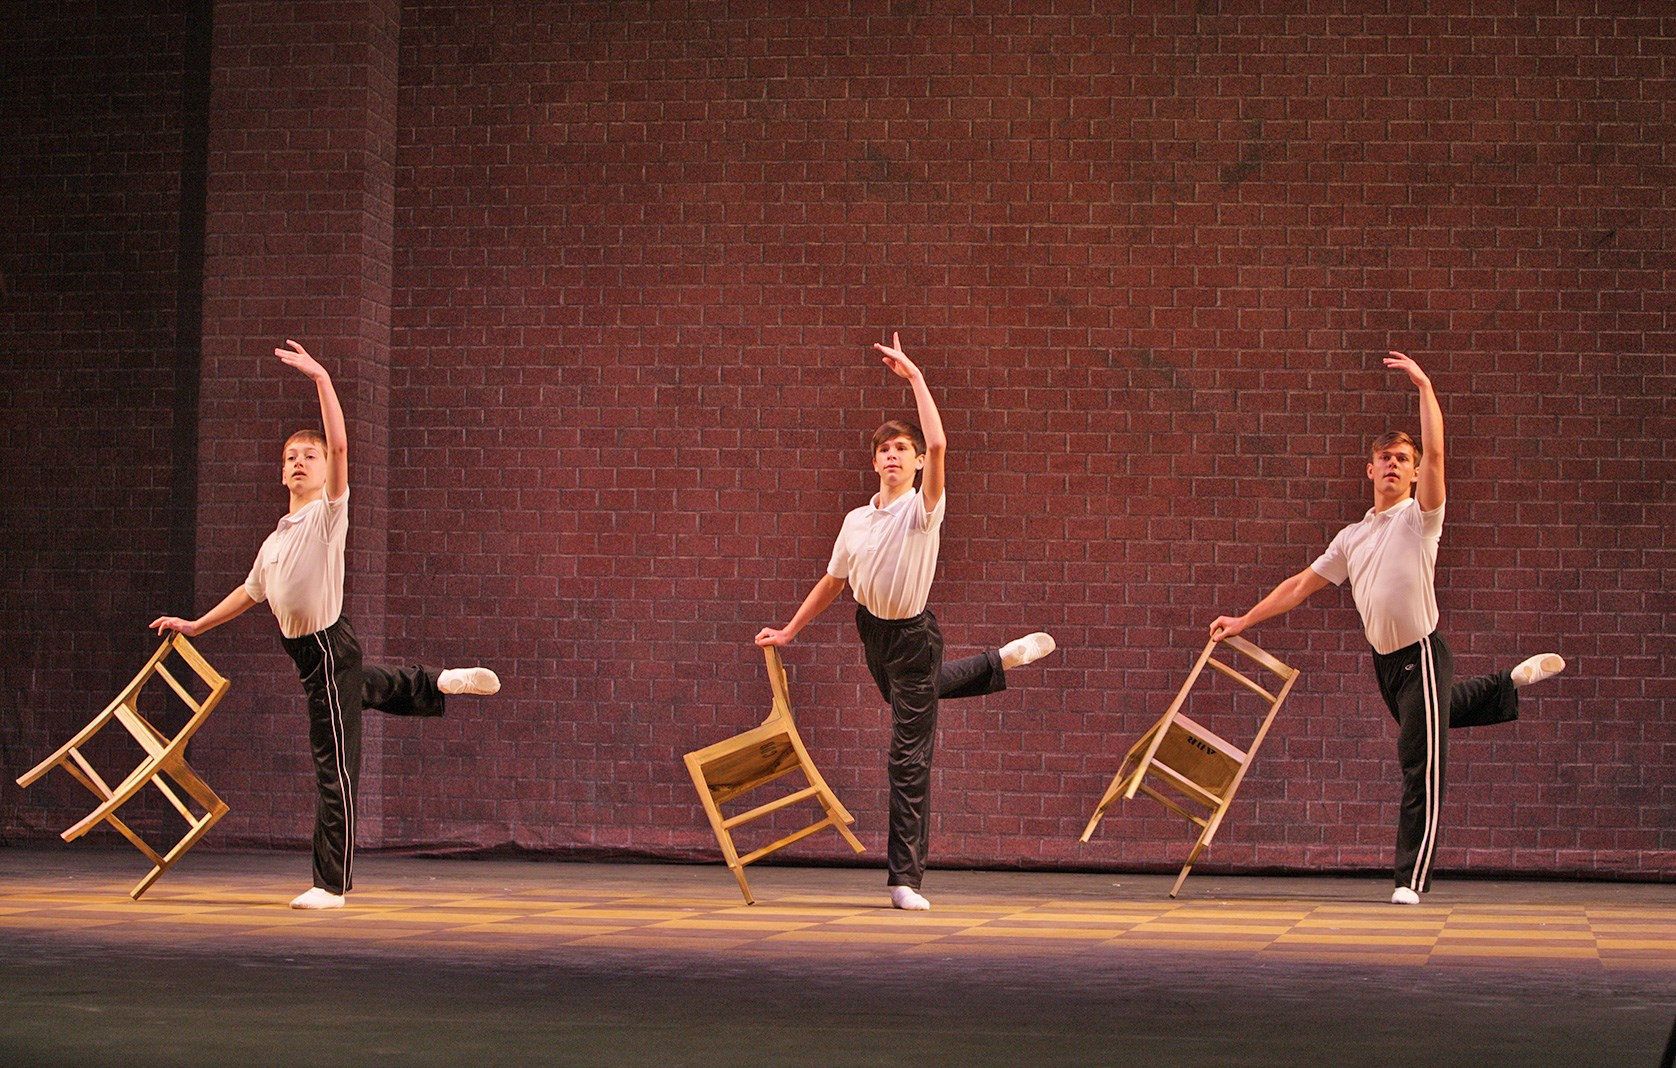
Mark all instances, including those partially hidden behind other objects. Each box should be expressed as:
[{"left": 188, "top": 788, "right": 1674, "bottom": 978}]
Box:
[{"left": 198, "top": 0, "right": 399, "bottom": 849}]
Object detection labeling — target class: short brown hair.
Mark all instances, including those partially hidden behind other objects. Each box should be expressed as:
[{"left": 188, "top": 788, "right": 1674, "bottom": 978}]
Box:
[
  {"left": 870, "top": 419, "right": 925, "bottom": 456},
  {"left": 1369, "top": 430, "right": 1420, "bottom": 461},
  {"left": 285, "top": 429, "right": 327, "bottom": 451}
]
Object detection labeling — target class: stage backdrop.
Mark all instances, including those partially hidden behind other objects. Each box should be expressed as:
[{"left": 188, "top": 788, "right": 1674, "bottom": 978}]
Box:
[{"left": 3, "top": 1, "right": 1671, "bottom": 882}]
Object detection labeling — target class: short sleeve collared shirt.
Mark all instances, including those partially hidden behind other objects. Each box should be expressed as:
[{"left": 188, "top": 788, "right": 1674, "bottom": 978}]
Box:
[
  {"left": 1310, "top": 496, "right": 1444, "bottom": 655},
  {"left": 826, "top": 488, "right": 945, "bottom": 620},
  {"left": 244, "top": 489, "right": 349, "bottom": 639}
]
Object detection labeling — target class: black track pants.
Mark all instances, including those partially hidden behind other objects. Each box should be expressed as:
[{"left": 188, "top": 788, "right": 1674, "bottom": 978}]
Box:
[
  {"left": 280, "top": 616, "right": 445, "bottom": 895},
  {"left": 855, "top": 606, "right": 1008, "bottom": 890},
  {"left": 1373, "top": 631, "right": 1518, "bottom": 895}
]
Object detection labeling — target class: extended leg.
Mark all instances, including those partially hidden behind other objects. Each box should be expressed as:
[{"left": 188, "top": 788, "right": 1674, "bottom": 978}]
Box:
[
  {"left": 1448, "top": 650, "right": 1564, "bottom": 728},
  {"left": 1448, "top": 670, "right": 1518, "bottom": 728},
  {"left": 362, "top": 663, "right": 447, "bottom": 717},
  {"left": 938, "top": 649, "right": 1005, "bottom": 700},
  {"left": 938, "top": 630, "right": 1057, "bottom": 699}
]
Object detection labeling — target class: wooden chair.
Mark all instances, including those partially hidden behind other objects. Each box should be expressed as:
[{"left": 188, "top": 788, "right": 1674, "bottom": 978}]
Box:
[
  {"left": 683, "top": 645, "right": 865, "bottom": 904},
  {"left": 1081, "top": 634, "right": 1300, "bottom": 897},
  {"left": 15, "top": 632, "right": 231, "bottom": 899}
]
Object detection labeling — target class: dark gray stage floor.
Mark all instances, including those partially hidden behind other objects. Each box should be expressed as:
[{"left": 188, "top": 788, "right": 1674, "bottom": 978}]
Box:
[{"left": 1, "top": 847, "right": 1671, "bottom": 1067}]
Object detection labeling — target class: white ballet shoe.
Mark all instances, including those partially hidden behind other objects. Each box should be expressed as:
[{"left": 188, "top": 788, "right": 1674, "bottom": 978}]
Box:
[
  {"left": 439, "top": 667, "right": 501, "bottom": 695},
  {"left": 1511, "top": 653, "right": 1565, "bottom": 689},
  {"left": 1000, "top": 632, "right": 1056, "bottom": 670},
  {"left": 890, "top": 885, "right": 931, "bottom": 911},
  {"left": 1391, "top": 887, "right": 1420, "bottom": 905},
  {"left": 290, "top": 887, "right": 345, "bottom": 910}
]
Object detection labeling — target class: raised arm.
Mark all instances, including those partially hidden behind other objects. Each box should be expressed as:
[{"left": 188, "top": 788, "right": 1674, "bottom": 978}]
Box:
[
  {"left": 755, "top": 573, "right": 847, "bottom": 647},
  {"left": 1386, "top": 350, "right": 1444, "bottom": 510},
  {"left": 1209, "top": 566, "right": 1331, "bottom": 641},
  {"left": 874, "top": 332, "right": 946, "bottom": 510},
  {"left": 276, "top": 339, "right": 349, "bottom": 499}
]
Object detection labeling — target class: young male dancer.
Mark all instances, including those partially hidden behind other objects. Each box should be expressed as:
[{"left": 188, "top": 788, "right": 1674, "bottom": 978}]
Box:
[
  {"left": 1209, "top": 351, "right": 1565, "bottom": 904},
  {"left": 150, "top": 340, "right": 500, "bottom": 910},
  {"left": 756, "top": 333, "right": 1056, "bottom": 911}
]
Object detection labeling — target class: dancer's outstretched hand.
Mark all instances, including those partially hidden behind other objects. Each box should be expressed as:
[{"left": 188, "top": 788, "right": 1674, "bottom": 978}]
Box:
[
  {"left": 1209, "top": 615, "right": 1247, "bottom": 642},
  {"left": 1383, "top": 350, "right": 1430, "bottom": 389},
  {"left": 875, "top": 331, "right": 923, "bottom": 382},
  {"left": 275, "top": 339, "right": 329, "bottom": 381}
]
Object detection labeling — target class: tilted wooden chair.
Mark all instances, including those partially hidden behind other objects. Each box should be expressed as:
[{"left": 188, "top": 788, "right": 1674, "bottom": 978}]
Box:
[
  {"left": 1081, "top": 634, "right": 1300, "bottom": 897},
  {"left": 683, "top": 645, "right": 865, "bottom": 904},
  {"left": 15, "top": 632, "right": 231, "bottom": 899}
]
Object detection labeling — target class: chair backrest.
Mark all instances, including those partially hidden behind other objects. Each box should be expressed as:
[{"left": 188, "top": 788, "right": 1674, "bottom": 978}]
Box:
[
  {"left": 154, "top": 633, "right": 231, "bottom": 744},
  {"left": 761, "top": 644, "right": 794, "bottom": 725},
  {"left": 1203, "top": 633, "right": 1298, "bottom": 754},
  {"left": 688, "top": 646, "right": 804, "bottom": 807},
  {"left": 111, "top": 633, "right": 231, "bottom": 759},
  {"left": 1212, "top": 633, "right": 1297, "bottom": 692}
]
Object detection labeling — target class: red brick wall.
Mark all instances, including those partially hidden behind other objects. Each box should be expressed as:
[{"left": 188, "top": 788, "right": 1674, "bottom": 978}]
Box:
[
  {"left": 6, "top": 2, "right": 1673, "bottom": 882},
  {"left": 382, "top": 2, "right": 1674, "bottom": 878}
]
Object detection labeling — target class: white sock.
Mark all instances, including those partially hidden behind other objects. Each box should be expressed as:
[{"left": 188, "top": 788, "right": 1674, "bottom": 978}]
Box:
[
  {"left": 1000, "top": 632, "right": 1056, "bottom": 670},
  {"left": 290, "top": 886, "right": 345, "bottom": 910},
  {"left": 439, "top": 666, "right": 501, "bottom": 695},
  {"left": 890, "top": 885, "right": 931, "bottom": 911},
  {"left": 1391, "top": 887, "right": 1420, "bottom": 905},
  {"left": 1511, "top": 653, "right": 1565, "bottom": 689}
]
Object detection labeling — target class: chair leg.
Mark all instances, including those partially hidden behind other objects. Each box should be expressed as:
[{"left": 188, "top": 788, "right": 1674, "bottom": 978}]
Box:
[
  {"left": 816, "top": 789, "right": 866, "bottom": 855},
  {"left": 1170, "top": 848, "right": 1202, "bottom": 898},
  {"left": 61, "top": 756, "right": 165, "bottom": 842},
  {"left": 1082, "top": 722, "right": 1164, "bottom": 842},
  {"left": 729, "top": 862, "right": 756, "bottom": 906},
  {"left": 1081, "top": 768, "right": 1134, "bottom": 842},
  {"left": 833, "top": 817, "right": 865, "bottom": 855},
  {"left": 132, "top": 794, "right": 229, "bottom": 901},
  {"left": 1170, "top": 824, "right": 1219, "bottom": 898}
]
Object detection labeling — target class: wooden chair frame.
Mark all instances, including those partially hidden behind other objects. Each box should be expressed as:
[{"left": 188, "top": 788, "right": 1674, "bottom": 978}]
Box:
[
  {"left": 683, "top": 645, "right": 864, "bottom": 904},
  {"left": 15, "top": 632, "right": 231, "bottom": 899},
  {"left": 1081, "top": 634, "right": 1300, "bottom": 897}
]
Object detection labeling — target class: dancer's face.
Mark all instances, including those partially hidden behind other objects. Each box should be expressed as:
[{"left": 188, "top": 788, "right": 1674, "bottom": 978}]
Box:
[
  {"left": 281, "top": 437, "right": 328, "bottom": 500},
  {"left": 873, "top": 435, "right": 923, "bottom": 492},
  {"left": 1367, "top": 442, "right": 1418, "bottom": 501}
]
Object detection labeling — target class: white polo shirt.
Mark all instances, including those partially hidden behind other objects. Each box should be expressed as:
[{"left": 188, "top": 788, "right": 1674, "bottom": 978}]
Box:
[
  {"left": 244, "top": 489, "right": 349, "bottom": 639},
  {"left": 1310, "top": 497, "right": 1444, "bottom": 655},
  {"left": 827, "top": 488, "right": 945, "bottom": 620}
]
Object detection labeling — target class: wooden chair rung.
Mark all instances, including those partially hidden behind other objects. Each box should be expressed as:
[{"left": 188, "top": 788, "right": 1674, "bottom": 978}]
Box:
[
  {"left": 722, "top": 784, "right": 823, "bottom": 830},
  {"left": 1145, "top": 763, "right": 1227, "bottom": 810},
  {"left": 1207, "top": 656, "right": 1278, "bottom": 703},
  {"left": 1136, "top": 783, "right": 1211, "bottom": 828},
  {"left": 66, "top": 749, "right": 116, "bottom": 800},
  {"left": 736, "top": 817, "right": 841, "bottom": 867}
]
